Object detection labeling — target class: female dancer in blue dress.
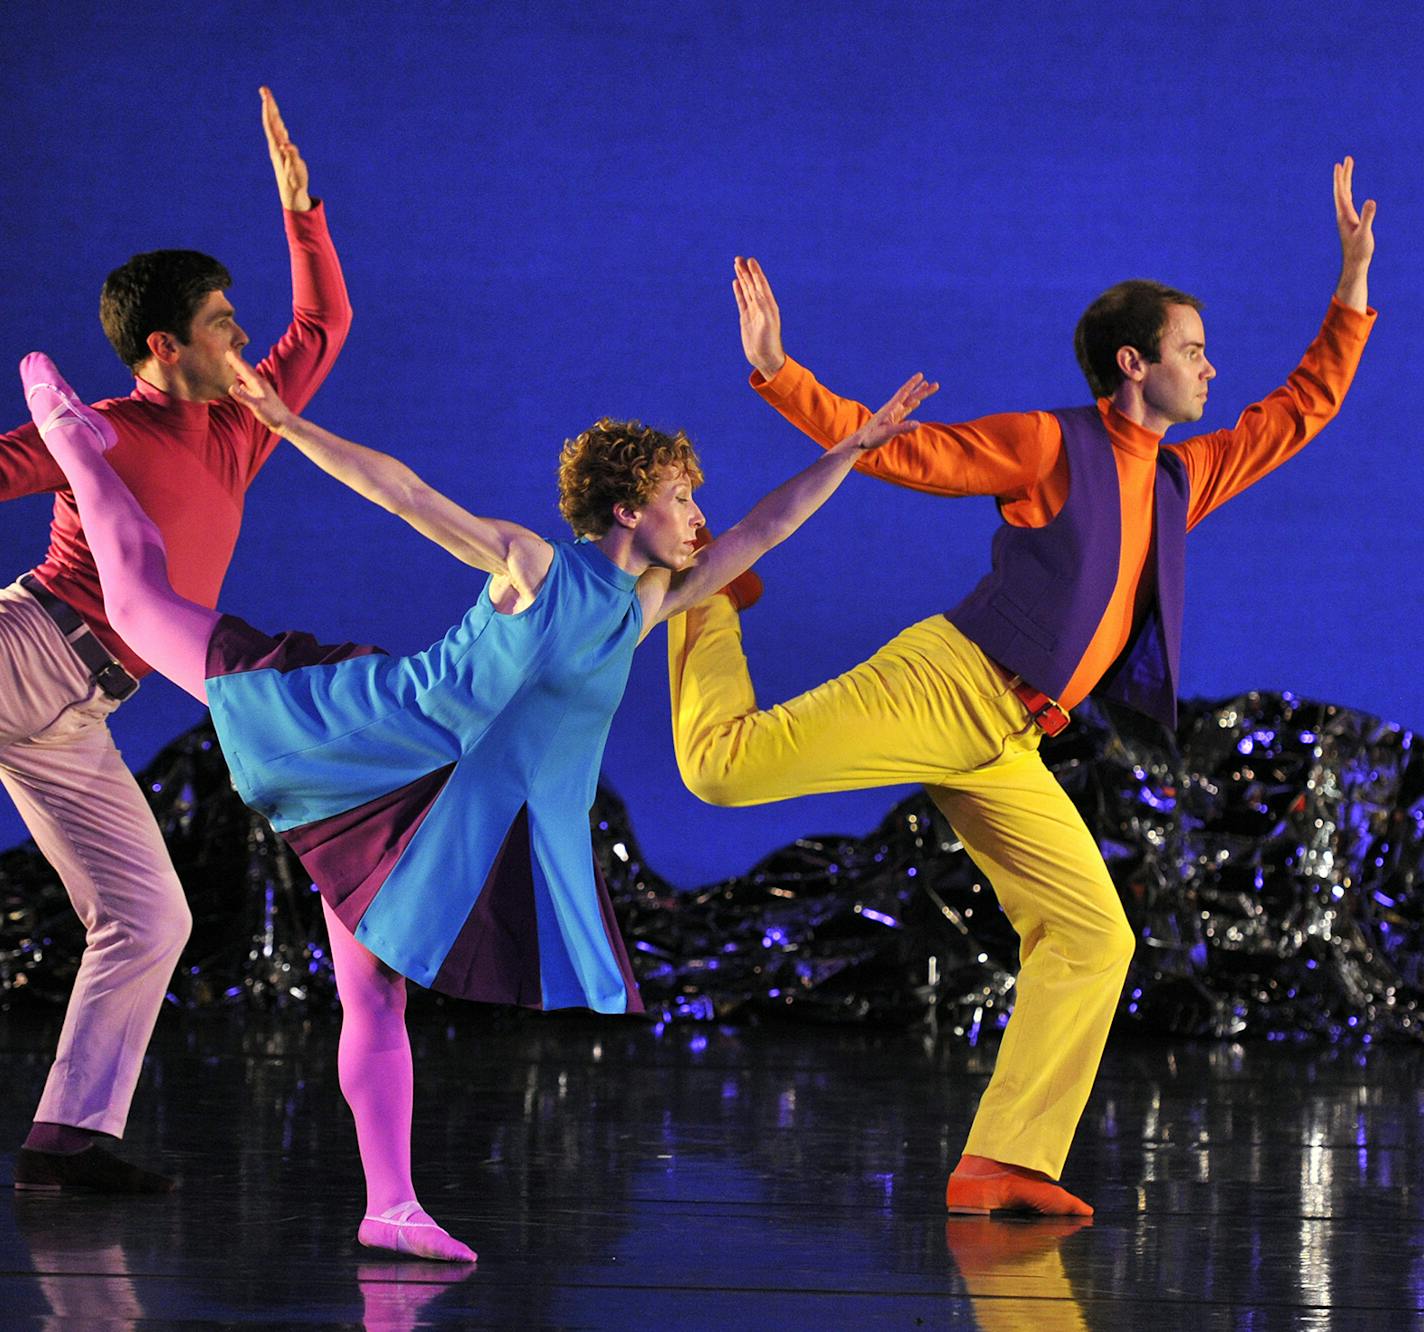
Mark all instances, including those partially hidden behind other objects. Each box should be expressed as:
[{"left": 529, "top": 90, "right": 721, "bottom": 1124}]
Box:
[{"left": 20, "top": 350, "right": 934, "bottom": 1260}]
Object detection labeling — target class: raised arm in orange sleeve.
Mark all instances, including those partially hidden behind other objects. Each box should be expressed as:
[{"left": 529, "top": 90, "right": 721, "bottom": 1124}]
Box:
[
  {"left": 1169, "top": 298, "right": 1375, "bottom": 530},
  {"left": 751, "top": 356, "right": 1062, "bottom": 501}
]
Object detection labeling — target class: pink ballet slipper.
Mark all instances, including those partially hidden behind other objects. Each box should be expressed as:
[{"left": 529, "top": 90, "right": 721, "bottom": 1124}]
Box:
[
  {"left": 20, "top": 353, "right": 117, "bottom": 454},
  {"left": 357, "top": 1200, "right": 477, "bottom": 1263}
]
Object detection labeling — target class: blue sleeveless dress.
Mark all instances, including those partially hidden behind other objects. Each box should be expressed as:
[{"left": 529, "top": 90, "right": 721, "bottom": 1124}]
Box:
[{"left": 203, "top": 539, "right": 644, "bottom": 1014}]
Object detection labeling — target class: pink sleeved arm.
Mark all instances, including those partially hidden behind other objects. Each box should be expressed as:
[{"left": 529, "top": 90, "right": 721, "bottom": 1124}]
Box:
[
  {"left": 0, "top": 420, "right": 63, "bottom": 500},
  {"left": 241, "top": 200, "right": 354, "bottom": 484}
]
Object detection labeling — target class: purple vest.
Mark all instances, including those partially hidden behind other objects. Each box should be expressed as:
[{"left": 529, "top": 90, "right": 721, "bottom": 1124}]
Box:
[{"left": 946, "top": 406, "right": 1190, "bottom": 728}]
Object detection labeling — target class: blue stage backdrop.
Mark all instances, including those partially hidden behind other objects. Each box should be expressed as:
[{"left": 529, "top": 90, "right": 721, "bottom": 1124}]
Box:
[{"left": 2, "top": 1, "right": 1420, "bottom": 886}]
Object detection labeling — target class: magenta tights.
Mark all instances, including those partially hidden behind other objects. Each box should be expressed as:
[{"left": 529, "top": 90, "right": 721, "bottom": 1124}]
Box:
[
  {"left": 322, "top": 901, "right": 418, "bottom": 1212},
  {"left": 27, "top": 359, "right": 418, "bottom": 1215}
]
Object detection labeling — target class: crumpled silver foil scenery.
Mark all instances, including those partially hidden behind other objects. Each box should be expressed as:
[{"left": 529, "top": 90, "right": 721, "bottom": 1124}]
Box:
[{"left": 2, "top": 692, "right": 1421, "bottom": 1041}]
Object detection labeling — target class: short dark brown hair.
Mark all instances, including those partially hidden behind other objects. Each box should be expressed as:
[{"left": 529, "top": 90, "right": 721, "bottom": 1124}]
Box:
[
  {"left": 99, "top": 250, "right": 233, "bottom": 370},
  {"left": 558, "top": 419, "right": 704, "bottom": 538},
  {"left": 1074, "top": 280, "right": 1204, "bottom": 398}
]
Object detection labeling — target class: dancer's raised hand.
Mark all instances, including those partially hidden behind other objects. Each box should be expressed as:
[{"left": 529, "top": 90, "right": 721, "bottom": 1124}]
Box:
[
  {"left": 836, "top": 374, "right": 939, "bottom": 453},
  {"left": 1333, "top": 155, "right": 1374, "bottom": 312},
  {"left": 261, "top": 86, "right": 312, "bottom": 213},
  {"left": 733, "top": 257, "right": 786, "bottom": 380},
  {"left": 226, "top": 351, "right": 293, "bottom": 432},
  {"left": 646, "top": 370, "right": 938, "bottom": 630}
]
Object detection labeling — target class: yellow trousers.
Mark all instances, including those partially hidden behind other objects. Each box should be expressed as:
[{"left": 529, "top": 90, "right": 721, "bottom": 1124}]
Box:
[{"left": 668, "top": 598, "right": 1134, "bottom": 1178}]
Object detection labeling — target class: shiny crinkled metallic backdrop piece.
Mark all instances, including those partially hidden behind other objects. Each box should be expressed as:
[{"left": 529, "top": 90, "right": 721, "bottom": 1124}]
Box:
[{"left": 2, "top": 693, "right": 1420, "bottom": 1042}]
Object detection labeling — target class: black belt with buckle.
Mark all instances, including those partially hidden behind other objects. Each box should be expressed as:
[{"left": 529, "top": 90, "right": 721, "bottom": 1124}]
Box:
[{"left": 18, "top": 573, "right": 139, "bottom": 702}]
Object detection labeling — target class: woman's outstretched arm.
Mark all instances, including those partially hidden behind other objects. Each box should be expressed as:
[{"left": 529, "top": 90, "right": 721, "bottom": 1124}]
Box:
[
  {"left": 226, "top": 352, "right": 550, "bottom": 582},
  {"left": 645, "top": 372, "right": 937, "bottom": 629}
]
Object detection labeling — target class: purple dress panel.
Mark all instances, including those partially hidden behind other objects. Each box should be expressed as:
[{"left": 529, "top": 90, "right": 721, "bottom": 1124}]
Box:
[{"left": 203, "top": 608, "right": 643, "bottom": 1012}]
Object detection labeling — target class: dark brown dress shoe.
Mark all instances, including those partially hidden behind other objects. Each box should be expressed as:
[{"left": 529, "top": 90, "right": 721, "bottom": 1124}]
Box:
[{"left": 13, "top": 1144, "right": 176, "bottom": 1194}]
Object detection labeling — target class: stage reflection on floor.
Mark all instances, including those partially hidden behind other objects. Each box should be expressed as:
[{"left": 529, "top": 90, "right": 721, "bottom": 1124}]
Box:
[{"left": 1, "top": 1010, "right": 1421, "bottom": 1329}]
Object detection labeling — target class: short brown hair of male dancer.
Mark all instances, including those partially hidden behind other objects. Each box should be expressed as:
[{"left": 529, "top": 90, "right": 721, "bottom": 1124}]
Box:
[
  {"left": 99, "top": 250, "right": 236, "bottom": 370},
  {"left": 1073, "top": 279, "right": 1205, "bottom": 397}
]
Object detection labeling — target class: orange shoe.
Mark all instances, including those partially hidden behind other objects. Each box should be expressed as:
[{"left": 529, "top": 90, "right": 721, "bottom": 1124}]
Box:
[
  {"left": 691, "top": 527, "right": 762, "bottom": 611},
  {"left": 945, "top": 1158, "right": 1093, "bottom": 1217}
]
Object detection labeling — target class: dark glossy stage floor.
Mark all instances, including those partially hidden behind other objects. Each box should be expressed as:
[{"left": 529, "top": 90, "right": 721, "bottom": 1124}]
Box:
[{"left": 1, "top": 1009, "right": 1421, "bottom": 1330}]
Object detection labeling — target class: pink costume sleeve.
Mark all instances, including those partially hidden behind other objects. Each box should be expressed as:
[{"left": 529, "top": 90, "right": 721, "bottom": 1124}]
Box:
[
  {"left": 233, "top": 200, "right": 354, "bottom": 487},
  {"left": 0, "top": 418, "right": 65, "bottom": 500}
]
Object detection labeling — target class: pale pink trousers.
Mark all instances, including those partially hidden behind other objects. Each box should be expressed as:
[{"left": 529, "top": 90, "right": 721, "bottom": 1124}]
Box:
[{"left": 0, "top": 579, "right": 191, "bottom": 1137}]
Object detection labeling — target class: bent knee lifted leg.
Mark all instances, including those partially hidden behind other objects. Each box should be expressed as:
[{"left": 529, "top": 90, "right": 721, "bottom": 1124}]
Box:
[
  {"left": 675, "top": 723, "right": 789, "bottom": 807},
  {"left": 678, "top": 749, "right": 743, "bottom": 807}
]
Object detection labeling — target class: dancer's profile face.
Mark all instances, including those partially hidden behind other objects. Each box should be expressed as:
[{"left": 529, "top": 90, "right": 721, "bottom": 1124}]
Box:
[
  {"left": 1137, "top": 304, "right": 1215, "bottom": 427},
  {"left": 632, "top": 466, "right": 705, "bottom": 570},
  {"left": 172, "top": 290, "right": 251, "bottom": 400}
]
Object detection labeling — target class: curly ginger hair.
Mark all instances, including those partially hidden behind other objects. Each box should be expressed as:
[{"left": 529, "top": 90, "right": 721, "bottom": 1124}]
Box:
[{"left": 558, "top": 418, "right": 704, "bottom": 538}]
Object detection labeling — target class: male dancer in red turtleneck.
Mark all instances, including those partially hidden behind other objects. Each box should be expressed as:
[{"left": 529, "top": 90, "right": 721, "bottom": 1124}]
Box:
[{"left": 0, "top": 88, "right": 352, "bottom": 1194}]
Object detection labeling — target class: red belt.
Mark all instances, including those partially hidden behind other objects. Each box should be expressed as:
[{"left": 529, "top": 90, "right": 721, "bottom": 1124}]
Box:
[{"left": 990, "top": 661, "right": 1070, "bottom": 736}]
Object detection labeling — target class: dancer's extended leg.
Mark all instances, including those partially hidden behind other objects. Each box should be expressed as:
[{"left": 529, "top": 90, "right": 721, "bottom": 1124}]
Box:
[
  {"left": 668, "top": 597, "right": 1023, "bottom": 804},
  {"left": 20, "top": 354, "right": 216, "bottom": 702},
  {"left": 321, "top": 902, "right": 476, "bottom": 1263}
]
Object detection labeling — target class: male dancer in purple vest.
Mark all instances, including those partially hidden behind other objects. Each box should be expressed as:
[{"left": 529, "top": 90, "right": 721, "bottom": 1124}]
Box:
[{"left": 669, "top": 159, "right": 1375, "bottom": 1214}]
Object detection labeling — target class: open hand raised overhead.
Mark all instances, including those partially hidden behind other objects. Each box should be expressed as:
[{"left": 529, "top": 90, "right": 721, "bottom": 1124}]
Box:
[
  {"left": 1333, "top": 156, "right": 1375, "bottom": 312},
  {"left": 261, "top": 86, "right": 312, "bottom": 213},
  {"left": 733, "top": 257, "right": 786, "bottom": 380}
]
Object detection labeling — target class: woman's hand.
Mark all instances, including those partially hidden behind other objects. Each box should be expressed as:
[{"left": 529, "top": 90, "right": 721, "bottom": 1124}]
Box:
[
  {"left": 834, "top": 373, "right": 939, "bottom": 453},
  {"left": 226, "top": 351, "right": 294, "bottom": 433}
]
